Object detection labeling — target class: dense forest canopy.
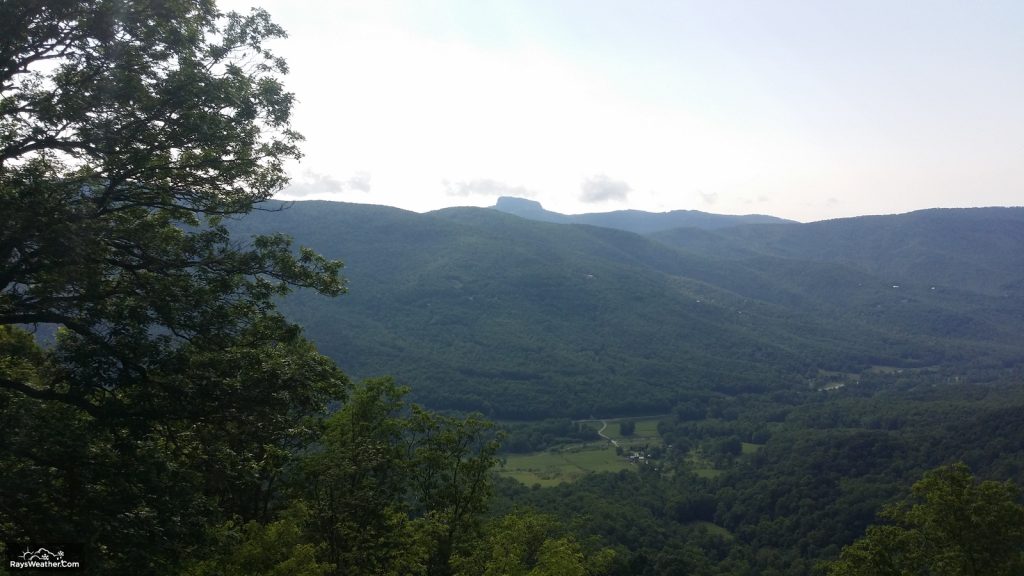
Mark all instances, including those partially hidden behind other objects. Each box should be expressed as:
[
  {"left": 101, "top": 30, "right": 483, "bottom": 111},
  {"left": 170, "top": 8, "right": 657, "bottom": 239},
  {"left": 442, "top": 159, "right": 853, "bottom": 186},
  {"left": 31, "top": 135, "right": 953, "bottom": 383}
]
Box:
[
  {"left": 232, "top": 200, "right": 1024, "bottom": 419},
  {"left": 3, "top": 2, "right": 1023, "bottom": 575}
]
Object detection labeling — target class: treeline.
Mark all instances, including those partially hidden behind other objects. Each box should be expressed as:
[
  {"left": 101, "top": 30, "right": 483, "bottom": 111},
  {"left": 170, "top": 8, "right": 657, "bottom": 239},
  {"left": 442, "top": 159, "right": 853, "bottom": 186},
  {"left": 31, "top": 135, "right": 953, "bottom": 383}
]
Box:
[{"left": 500, "top": 419, "right": 601, "bottom": 453}]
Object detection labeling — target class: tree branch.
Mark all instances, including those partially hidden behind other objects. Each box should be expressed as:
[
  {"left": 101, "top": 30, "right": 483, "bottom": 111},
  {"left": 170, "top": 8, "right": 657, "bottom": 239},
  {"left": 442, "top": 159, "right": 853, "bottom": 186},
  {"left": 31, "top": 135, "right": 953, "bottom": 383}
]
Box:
[{"left": 0, "top": 375, "right": 102, "bottom": 419}]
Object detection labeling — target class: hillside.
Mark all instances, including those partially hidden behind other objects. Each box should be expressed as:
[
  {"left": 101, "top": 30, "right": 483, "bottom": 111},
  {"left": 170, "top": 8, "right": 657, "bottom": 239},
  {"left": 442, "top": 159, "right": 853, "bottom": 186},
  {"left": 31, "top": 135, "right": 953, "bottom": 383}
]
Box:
[
  {"left": 654, "top": 207, "right": 1024, "bottom": 296},
  {"left": 233, "top": 201, "right": 1024, "bottom": 418}
]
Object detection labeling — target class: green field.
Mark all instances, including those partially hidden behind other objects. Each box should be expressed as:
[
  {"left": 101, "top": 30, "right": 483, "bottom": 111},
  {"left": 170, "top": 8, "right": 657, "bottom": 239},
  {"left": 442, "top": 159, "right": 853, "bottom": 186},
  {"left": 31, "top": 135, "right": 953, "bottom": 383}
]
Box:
[
  {"left": 501, "top": 442, "right": 631, "bottom": 486},
  {"left": 685, "top": 448, "right": 722, "bottom": 479},
  {"left": 691, "top": 466, "right": 722, "bottom": 479},
  {"left": 602, "top": 418, "right": 663, "bottom": 443},
  {"left": 741, "top": 442, "right": 763, "bottom": 455},
  {"left": 684, "top": 521, "right": 733, "bottom": 539},
  {"left": 501, "top": 417, "right": 672, "bottom": 486}
]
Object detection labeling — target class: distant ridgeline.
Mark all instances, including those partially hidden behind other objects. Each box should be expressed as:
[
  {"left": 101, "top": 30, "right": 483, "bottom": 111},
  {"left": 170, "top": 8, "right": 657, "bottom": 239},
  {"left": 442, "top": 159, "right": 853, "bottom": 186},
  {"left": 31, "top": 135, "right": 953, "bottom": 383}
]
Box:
[
  {"left": 492, "top": 196, "right": 792, "bottom": 233},
  {"left": 233, "top": 200, "right": 1024, "bottom": 419}
]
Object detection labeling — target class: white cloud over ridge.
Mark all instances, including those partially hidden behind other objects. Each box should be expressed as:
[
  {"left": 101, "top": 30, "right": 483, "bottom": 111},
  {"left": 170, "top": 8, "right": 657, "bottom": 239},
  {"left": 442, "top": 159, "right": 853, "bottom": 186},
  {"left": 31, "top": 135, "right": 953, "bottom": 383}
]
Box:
[
  {"left": 580, "top": 174, "right": 631, "bottom": 203},
  {"left": 443, "top": 178, "right": 534, "bottom": 198},
  {"left": 281, "top": 170, "right": 372, "bottom": 198},
  {"left": 282, "top": 171, "right": 344, "bottom": 197},
  {"left": 699, "top": 190, "right": 719, "bottom": 205}
]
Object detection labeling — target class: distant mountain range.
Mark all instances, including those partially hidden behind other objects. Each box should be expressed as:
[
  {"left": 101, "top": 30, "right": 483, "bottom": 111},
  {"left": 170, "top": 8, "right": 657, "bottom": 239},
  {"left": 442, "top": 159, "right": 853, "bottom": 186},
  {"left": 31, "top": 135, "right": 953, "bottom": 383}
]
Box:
[
  {"left": 232, "top": 200, "right": 1024, "bottom": 418},
  {"left": 492, "top": 196, "right": 793, "bottom": 234}
]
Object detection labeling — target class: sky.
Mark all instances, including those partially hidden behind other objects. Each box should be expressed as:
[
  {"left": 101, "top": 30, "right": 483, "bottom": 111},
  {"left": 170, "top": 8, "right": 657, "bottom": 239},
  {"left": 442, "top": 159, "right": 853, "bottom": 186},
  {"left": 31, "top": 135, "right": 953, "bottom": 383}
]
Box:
[{"left": 220, "top": 0, "right": 1024, "bottom": 222}]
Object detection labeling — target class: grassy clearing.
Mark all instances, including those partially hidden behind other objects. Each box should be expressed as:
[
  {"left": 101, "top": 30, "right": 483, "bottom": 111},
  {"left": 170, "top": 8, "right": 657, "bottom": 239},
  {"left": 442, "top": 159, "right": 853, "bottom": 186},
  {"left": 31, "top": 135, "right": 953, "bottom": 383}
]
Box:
[
  {"left": 503, "top": 416, "right": 763, "bottom": 486},
  {"left": 603, "top": 417, "right": 664, "bottom": 443},
  {"left": 685, "top": 448, "right": 722, "bottom": 479},
  {"left": 501, "top": 416, "right": 668, "bottom": 487},
  {"left": 867, "top": 365, "right": 902, "bottom": 374},
  {"left": 684, "top": 521, "right": 733, "bottom": 539},
  {"left": 741, "top": 442, "right": 763, "bottom": 455},
  {"left": 692, "top": 467, "right": 722, "bottom": 479},
  {"left": 500, "top": 442, "right": 630, "bottom": 487}
]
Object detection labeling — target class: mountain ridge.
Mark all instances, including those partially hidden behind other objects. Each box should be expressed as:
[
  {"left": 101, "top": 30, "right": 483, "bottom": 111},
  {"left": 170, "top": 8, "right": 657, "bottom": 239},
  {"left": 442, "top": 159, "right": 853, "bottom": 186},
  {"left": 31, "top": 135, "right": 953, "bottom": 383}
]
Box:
[{"left": 491, "top": 196, "right": 795, "bottom": 234}]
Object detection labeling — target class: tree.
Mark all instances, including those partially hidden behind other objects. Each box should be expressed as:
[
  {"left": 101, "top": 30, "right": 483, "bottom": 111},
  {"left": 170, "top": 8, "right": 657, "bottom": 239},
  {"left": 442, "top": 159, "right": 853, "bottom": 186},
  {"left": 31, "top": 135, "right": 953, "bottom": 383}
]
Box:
[
  {"left": 619, "top": 420, "right": 635, "bottom": 436},
  {"left": 183, "top": 503, "right": 332, "bottom": 576},
  {"left": 406, "top": 407, "right": 503, "bottom": 576},
  {"left": 1, "top": 1, "right": 346, "bottom": 572},
  {"left": 451, "top": 510, "right": 615, "bottom": 576},
  {"left": 299, "top": 377, "right": 504, "bottom": 576},
  {"left": 825, "top": 462, "right": 1024, "bottom": 576},
  {"left": 301, "top": 378, "right": 417, "bottom": 576}
]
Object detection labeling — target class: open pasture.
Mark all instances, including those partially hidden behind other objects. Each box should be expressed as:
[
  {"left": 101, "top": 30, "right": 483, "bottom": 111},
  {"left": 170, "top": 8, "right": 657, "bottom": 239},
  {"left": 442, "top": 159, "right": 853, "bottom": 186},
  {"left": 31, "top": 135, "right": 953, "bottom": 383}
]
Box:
[{"left": 501, "top": 443, "right": 631, "bottom": 486}]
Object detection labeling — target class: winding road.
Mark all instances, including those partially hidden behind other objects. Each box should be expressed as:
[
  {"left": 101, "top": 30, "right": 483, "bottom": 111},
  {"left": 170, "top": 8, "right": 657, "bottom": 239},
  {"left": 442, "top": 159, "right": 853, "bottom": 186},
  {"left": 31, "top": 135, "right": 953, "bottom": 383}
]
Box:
[{"left": 596, "top": 420, "right": 619, "bottom": 447}]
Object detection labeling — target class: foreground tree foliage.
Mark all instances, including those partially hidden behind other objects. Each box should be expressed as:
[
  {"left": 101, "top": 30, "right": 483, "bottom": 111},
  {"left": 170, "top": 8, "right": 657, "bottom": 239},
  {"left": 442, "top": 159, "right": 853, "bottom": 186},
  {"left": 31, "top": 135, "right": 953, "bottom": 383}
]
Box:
[
  {"left": 825, "top": 462, "right": 1024, "bottom": 576},
  {"left": 452, "top": 510, "right": 616, "bottom": 576},
  {"left": 0, "top": 1, "right": 347, "bottom": 572},
  {"left": 183, "top": 503, "right": 332, "bottom": 576},
  {"left": 179, "top": 377, "right": 506, "bottom": 576},
  {"left": 300, "top": 378, "right": 502, "bottom": 576}
]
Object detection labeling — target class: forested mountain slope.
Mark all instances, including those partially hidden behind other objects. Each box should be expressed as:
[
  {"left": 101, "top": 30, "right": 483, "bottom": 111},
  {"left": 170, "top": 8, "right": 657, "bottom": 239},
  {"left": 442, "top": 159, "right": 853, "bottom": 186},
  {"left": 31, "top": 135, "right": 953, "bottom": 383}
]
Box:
[
  {"left": 654, "top": 207, "right": 1024, "bottom": 296},
  {"left": 234, "top": 201, "right": 1024, "bottom": 418}
]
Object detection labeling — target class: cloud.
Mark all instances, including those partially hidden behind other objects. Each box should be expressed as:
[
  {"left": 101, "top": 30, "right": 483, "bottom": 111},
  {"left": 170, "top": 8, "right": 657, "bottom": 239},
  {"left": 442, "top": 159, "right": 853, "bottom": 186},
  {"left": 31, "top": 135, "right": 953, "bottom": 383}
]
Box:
[
  {"left": 281, "top": 170, "right": 371, "bottom": 197},
  {"left": 698, "top": 190, "right": 719, "bottom": 205},
  {"left": 346, "top": 172, "right": 372, "bottom": 193},
  {"left": 580, "top": 174, "right": 631, "bottom": 203},
  {"left": 443, "top": 178, "right": 533, "bottom": 198},
  {"left": 282, "top": 171, "right": 344, "bottom": 197}
]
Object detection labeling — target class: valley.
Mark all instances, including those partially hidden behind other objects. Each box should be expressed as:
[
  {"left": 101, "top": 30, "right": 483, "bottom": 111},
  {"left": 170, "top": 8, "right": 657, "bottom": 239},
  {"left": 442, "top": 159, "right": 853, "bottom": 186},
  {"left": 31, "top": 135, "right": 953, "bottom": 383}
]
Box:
[
  {"left": 8, "top": 5, "right": 1023, "bottom": 573},
  {"left": 226, "top": 199, "right": 1024, "bottom": 574}
]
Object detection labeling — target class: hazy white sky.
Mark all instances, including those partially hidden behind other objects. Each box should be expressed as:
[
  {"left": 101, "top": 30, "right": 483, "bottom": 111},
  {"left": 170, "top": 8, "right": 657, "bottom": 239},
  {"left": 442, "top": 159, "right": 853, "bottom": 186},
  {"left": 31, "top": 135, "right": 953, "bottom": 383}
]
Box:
[{"left": 221, "top": 0, "right": 1023, "bottom": 222}]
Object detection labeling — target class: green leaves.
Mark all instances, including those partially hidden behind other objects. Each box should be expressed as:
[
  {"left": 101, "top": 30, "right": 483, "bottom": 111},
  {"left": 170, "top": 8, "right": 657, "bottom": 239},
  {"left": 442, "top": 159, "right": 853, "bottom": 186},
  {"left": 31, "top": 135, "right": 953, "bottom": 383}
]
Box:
[
  {"left": 298, "top": 378, "right": 504, "bottom": 576},
  {"left": 184, "top": 503, "right": 332, "bottom": 576},
  {"left": 1, "top": 2, "right": 347, "bottom": 572},
  {"left": 826, "top": 463, "right": 1024, "bottom": 576},
  {"left": 452, "top": 510, "right": 615, "bottom": 576}
]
